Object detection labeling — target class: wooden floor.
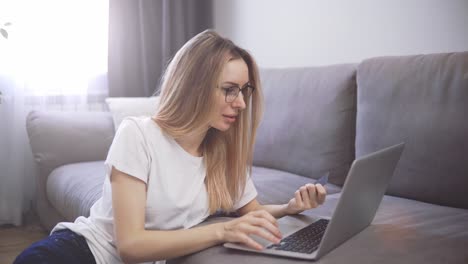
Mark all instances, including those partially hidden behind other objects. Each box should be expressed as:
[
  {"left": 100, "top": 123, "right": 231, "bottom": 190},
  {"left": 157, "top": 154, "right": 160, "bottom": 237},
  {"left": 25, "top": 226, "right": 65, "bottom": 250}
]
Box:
[{"left": 0, "top": 221, "right": 48, "bottom": 263}]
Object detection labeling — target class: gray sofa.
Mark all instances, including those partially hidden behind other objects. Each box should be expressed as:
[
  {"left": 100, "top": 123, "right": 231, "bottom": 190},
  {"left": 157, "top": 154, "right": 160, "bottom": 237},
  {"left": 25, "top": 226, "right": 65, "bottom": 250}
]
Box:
[{"left": 26, "top": 51, "right": 468, "bottom": 263}]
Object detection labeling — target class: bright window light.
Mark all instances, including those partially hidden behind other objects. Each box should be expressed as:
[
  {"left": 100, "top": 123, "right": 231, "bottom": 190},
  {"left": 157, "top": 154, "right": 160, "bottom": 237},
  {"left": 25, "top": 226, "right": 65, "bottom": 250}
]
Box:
[{"left": 0, "top": 0, "right": 108, "bottom": 96}]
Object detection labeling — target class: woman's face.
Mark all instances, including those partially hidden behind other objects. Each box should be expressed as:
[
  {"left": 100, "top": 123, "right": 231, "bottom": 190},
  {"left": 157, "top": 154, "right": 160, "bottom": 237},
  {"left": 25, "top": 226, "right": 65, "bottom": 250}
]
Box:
[{"left": 209, "top": 58, "right": 249, "bottom": 131}]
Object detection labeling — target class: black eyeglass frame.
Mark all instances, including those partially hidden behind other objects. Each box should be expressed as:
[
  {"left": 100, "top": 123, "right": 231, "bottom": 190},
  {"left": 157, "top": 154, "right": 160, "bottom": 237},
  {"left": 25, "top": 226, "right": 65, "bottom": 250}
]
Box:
[{"left": 220, "top": 83, "right": 255, "bottom": 103}]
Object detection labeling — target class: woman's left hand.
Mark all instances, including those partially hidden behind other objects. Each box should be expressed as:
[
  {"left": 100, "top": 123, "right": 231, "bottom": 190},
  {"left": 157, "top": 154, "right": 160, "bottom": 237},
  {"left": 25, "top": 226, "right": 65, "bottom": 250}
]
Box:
[{"left": 285, "top": 183, "right": 327, "bottom": 215}]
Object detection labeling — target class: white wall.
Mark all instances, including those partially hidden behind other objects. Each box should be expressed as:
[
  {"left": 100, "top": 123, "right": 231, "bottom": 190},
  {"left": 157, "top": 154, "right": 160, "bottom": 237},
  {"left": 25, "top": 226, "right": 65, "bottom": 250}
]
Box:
[{"left": 214, "top": 0, "right": 468, "bottom": 68}]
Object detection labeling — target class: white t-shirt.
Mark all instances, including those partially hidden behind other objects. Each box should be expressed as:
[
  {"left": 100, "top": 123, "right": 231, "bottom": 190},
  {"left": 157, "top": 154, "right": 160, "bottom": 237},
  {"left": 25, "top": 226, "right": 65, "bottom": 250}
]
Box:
[{"left": 52, "top": 117, "right": 258, "bottom": 264}]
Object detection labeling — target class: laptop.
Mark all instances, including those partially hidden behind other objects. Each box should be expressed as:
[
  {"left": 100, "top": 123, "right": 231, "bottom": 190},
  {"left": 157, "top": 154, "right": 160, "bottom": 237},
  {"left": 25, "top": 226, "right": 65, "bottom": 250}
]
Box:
[{"left": 224, "top": 142, "right": 405, "bottom": 260}]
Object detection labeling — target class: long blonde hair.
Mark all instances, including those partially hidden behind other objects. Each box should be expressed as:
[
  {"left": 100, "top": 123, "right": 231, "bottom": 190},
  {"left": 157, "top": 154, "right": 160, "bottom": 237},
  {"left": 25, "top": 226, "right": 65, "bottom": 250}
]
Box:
[{"left": 154, "top": 30, "right": 263, "bottom": 213}]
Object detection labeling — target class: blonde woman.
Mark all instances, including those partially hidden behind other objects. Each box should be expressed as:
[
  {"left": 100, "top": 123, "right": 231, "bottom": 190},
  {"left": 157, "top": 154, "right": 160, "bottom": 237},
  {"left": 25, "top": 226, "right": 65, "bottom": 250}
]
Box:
[{"left": 15, "top": 30, "right": 326, "bottom": 264}]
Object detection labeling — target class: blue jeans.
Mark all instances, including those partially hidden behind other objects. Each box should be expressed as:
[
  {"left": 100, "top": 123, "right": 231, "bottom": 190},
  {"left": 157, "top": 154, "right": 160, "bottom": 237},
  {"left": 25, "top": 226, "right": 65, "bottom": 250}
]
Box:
[{"left": 14, "top": 229, "right": 96, "bottom": 264}]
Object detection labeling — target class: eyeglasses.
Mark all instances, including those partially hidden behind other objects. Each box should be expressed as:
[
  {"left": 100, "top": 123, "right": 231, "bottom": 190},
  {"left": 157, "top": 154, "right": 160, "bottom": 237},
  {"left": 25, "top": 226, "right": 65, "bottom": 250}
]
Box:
[{"left": 220, "top": 83, "right": 255, "bottom": 103}]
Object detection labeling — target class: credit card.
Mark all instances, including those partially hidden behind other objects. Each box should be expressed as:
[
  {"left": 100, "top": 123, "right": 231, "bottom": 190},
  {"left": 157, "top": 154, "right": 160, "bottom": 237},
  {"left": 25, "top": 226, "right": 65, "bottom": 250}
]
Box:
[{"left": 314, "top": 172, "right": 329, "bottom": 186}]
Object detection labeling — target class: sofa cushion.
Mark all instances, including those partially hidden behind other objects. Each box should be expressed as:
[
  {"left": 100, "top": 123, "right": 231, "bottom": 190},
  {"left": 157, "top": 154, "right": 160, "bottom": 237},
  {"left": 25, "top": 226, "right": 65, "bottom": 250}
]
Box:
[
  {"left": 27, "top": 111, "right": 115, "bottom": 178},
  {"left": 105, "top": 96, "right": 160, "bottom": 129},
  {"left": 47, "top": 161, "right": 106, "bottom": 221},
  {"left": 170, "top": 194, "right": 468, "bottom": 264},
  {"left": 356, "top": 51, "right": 468, "bottom": 209},
  {"left": 255, "top": 65, "right": 357, "bottom": 186},
  {"left": 252, "top": 166, "right": 341, "bottom": 205}
]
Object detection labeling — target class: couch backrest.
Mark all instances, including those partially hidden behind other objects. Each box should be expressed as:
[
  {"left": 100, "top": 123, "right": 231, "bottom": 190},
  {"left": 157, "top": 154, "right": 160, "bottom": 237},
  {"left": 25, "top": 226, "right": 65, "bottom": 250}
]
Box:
[
  {"left": 254, "top": 65, "right": 357, "bottom": 185},
  {"left": 356, "top": 51, "right": 468, "bottom": 209},
  {"left": 26, "top": 110, "right": 115, "bottom": 178}
]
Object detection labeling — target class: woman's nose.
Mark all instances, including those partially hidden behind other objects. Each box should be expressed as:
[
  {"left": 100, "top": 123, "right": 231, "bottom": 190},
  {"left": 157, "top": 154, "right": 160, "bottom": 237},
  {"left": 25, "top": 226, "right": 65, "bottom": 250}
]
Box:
[{"left": 232, "top": 93, "right": 247, "bottom": 110}]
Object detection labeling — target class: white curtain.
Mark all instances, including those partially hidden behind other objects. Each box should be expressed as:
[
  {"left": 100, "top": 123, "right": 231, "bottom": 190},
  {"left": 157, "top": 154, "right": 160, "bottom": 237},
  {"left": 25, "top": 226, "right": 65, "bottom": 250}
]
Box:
[{"left": 0, "top": 0, "right": 109, "bottom": 226}]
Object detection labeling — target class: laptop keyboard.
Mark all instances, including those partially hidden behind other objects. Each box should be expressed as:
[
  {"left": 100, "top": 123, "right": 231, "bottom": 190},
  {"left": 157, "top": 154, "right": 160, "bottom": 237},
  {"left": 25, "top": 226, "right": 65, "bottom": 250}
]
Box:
[{"left": 266, "top": 219, "right": 329, "bottom": 254}]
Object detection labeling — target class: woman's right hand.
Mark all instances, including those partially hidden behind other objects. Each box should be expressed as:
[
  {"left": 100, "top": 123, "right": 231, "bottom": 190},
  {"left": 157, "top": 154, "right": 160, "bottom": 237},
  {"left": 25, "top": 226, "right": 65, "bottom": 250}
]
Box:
[{"left": 218, "top": 210, "right": 282, "bottom": 250}]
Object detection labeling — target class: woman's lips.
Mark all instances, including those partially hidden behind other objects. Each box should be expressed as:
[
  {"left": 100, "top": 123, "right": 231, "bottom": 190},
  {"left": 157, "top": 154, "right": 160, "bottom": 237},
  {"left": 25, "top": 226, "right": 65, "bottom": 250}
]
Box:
[{"left": 223, "top": 115, "right": 237, "bottom": 122}]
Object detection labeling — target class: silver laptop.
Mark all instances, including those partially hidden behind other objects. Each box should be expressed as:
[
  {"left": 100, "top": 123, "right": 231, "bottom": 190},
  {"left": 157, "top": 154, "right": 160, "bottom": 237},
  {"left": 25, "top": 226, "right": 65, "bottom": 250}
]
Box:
[{"left": 224, "top": 142, "right": 405, "bottom": 260}]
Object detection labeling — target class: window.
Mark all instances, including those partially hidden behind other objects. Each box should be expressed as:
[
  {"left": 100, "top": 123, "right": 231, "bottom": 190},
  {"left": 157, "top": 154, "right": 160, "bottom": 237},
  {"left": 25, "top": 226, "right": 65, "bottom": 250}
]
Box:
[{"left": 0, "top": 0, "right": 108, "bottom": 97}]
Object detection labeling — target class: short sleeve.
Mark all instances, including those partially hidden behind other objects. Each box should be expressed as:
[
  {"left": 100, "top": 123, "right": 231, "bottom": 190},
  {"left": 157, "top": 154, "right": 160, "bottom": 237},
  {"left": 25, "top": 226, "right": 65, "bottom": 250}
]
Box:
[
  {"left": 105, "top": 118, "right": 150, "bottom": 184},
  {"left": 233, "top": 175, "right": 258, "bottom": 210}
]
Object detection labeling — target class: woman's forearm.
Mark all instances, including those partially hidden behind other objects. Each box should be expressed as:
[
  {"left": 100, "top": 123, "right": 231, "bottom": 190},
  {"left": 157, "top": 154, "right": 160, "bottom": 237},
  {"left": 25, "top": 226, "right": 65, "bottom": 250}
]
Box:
[
  {"left": 119, "top": 203, "right": 293, "bottom": 263},
  {"left": 249, "top": 181, "right": 328, "bottom": 218},
  {"left": 256, "top": 204, "right": 290, "bottom": 218},
  {"left": 119, "top": 222, "right": 224, "bottom": 263},
  {"left": 237, "top": 199, "right": 291, "bottom": 219}
]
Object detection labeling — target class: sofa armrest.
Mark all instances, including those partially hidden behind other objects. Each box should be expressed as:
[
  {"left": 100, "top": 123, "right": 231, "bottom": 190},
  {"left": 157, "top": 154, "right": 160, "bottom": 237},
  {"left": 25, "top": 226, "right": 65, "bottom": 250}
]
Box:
[{"left": 26, "top": 110, "right": 115, "bottom": 177}]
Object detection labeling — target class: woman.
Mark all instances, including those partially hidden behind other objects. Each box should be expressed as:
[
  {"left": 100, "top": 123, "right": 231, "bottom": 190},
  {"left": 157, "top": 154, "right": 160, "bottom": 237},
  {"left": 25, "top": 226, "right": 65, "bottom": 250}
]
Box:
[{"left": 15, "top": 30, "right": 326, "bottom": 264}]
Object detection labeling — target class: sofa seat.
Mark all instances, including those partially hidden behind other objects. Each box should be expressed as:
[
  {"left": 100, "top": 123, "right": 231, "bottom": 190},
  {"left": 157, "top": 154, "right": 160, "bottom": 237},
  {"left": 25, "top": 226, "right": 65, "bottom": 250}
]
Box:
[
  {"left": 45, "top": 162, "right": 341, "bottom": 224},
  {"left": 47, "top": 161, "right": 106, "bottom": 222},
  {"left": 170, "top": 194, "right": 468, "bottom": 264}
]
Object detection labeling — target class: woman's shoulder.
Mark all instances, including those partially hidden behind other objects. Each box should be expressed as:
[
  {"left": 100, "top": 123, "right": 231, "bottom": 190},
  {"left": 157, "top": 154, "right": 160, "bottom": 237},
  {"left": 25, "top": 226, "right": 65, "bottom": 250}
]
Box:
[
  {"left": 117, "top": 116, "right": 164, "bottom": 139},
  {"left": 117, "top": 116, "right": 177, "bottom": 152}
]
